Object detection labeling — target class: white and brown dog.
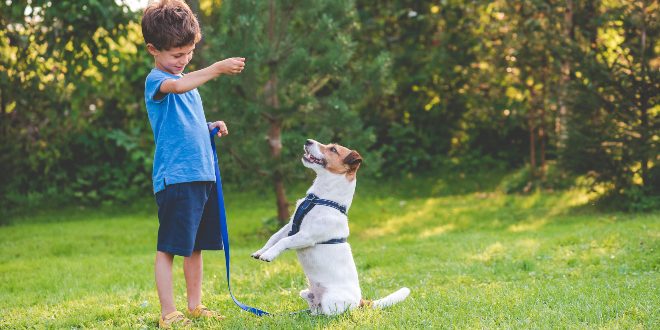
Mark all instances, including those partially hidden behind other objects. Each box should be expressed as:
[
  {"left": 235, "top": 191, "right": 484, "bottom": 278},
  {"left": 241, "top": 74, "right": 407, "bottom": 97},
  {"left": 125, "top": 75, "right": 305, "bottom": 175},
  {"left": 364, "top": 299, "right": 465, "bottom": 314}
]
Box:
[{"left": 251, "top": 139, "right": 410, "bottom": 315}]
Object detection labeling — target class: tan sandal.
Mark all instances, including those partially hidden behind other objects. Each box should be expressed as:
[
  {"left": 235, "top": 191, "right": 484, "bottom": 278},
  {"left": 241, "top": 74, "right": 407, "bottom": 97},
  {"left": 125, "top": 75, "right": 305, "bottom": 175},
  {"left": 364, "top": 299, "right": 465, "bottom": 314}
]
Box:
[
  {"left": 159, "top": 311, "right": 191, "bottom": 329},
  {"left": 189, "top": 304, "right": 226, "bottom": 320}
]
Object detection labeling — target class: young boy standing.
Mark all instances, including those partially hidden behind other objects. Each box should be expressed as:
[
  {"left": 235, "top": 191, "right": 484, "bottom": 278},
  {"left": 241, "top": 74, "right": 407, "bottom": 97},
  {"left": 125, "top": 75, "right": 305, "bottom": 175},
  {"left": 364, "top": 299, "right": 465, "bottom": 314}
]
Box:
[{"left": 141, "top": 0, "right": 245, "bottom": 327}]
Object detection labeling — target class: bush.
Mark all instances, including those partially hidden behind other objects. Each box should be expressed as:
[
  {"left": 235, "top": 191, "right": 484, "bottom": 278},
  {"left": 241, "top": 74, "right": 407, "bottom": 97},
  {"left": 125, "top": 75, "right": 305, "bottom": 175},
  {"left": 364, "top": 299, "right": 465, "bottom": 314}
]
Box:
[{"left": 596, "top": 186, "right": 660, "bottom": 213}]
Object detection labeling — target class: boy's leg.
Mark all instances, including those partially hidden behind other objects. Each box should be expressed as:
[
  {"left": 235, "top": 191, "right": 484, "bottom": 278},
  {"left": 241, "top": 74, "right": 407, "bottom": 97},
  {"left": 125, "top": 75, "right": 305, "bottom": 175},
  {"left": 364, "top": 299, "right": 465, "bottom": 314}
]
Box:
[
  {"left": 184, "top": 181, "right": 222, "bottom": 311},
  {"left": 184, "top": 250, "right": 203, "bottom": 311},
  {"left": 155, "top": 251, "right": 176, "bottom": 317},
  {"left": 183, "top": 250, "right": 224, "bottom": 319}
]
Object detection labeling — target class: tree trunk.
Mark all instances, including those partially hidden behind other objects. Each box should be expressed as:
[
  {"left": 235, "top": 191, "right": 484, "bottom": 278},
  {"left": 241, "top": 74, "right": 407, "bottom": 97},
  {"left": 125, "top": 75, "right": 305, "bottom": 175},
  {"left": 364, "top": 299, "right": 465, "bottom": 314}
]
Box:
[
  {"left": 267, "top": 119, "right": 289, "bottom": 223},
  {"left": 526, "top": 80, "right": 538, "bottom": 185},
  {"left": 638, "top": 3, "right": 649, "bottom": 186},
  {"left": 0, "top": 86, "right": 5, "bottom": 137},
  {"left": 540, "top": 106, "right": 546, "bottom": 180},
  {"left": 529, "top": 115, "right": 536, "bottom": 180},
  {"left": 556, "top": 0, "right": 573, "bottom": 151},
  {"left": 540, "top": 69, "right": 548, "bottom": 180},
  {"left": 265, "top": 0, "right": 290, "bottom": 224}
]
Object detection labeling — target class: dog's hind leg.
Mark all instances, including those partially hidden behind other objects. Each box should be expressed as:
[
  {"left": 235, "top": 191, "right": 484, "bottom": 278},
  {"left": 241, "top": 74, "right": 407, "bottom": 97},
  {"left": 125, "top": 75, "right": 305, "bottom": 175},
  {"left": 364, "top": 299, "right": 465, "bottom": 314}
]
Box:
[
  {"left": 299, "top": 289, "right": 311, "bottom": 300},
  {"left": 299, "top": 289, "right": 315, "bottom": 310},
  {"left": 319, "top": 289, "right": 359, "bottom": 315},
  {"left": 320, "top": 299, "right": 354, "bottom": 316},
  {"left": 301, "top": 285, "right": 325, "bottom": 314}
]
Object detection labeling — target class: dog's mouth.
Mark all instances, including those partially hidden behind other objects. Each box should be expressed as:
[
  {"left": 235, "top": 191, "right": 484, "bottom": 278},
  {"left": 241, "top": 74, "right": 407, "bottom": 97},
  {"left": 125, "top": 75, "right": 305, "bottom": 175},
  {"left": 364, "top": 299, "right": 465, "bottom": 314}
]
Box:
[{"left": 303, "top": 147, "right": 326, "bottom": 167}]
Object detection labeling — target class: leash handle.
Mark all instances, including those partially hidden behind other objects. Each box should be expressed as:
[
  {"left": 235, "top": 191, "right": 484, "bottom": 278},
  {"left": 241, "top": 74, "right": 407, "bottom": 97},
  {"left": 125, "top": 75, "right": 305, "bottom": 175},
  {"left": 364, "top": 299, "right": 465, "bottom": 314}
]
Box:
[{"left": 209, "top": 128, "right": 270, "bottom": 316}]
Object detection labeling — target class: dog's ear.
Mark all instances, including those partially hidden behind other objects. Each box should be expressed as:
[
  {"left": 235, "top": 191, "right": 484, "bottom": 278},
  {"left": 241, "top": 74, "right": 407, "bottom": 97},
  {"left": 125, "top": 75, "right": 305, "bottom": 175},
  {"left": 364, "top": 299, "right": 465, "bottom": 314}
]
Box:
[{"left": 344, "top": 151, "right": 362, "bottom": 173}]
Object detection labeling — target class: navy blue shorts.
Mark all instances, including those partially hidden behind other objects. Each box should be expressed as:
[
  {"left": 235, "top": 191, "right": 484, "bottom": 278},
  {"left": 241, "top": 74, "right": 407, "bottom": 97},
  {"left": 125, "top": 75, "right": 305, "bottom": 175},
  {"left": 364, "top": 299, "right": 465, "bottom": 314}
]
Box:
[{"left": 155, "top": 181, "right": 223, "bottom": 257}]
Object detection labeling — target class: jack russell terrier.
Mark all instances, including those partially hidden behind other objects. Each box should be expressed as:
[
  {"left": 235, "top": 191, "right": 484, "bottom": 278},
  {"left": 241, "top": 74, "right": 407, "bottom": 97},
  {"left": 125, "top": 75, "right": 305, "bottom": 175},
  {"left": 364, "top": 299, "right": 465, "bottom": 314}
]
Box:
[{"left": 251, "top": 139, "right": 410, "bottom": 315}]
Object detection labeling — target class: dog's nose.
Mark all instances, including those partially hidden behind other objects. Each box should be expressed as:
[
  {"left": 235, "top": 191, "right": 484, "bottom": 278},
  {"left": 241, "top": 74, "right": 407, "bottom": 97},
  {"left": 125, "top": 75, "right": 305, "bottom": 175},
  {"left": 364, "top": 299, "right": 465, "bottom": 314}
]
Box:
[{"left": 305, "top": 139, "right": 314, "bottom": 146}]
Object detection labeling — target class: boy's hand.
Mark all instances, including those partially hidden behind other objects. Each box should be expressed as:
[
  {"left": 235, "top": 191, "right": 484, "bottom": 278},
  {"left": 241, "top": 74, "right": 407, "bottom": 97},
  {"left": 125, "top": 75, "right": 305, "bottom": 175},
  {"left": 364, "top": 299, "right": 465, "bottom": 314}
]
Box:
[
  {"left": 215, "top": 57, "right": 246, "bottom": 75},
  {"left": 209, "top": 121, "right": 228, "bottom": 137}
]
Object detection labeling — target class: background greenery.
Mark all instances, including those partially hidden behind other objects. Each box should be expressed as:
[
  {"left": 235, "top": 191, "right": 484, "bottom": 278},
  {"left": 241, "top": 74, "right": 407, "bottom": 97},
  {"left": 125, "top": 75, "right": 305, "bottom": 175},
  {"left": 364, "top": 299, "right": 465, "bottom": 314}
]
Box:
[
  {"left": 0, "top": 1, "right": 658, "bottom": 328},
  {"left": 1, "top": 0, "right": 657, "bottom": 218}
]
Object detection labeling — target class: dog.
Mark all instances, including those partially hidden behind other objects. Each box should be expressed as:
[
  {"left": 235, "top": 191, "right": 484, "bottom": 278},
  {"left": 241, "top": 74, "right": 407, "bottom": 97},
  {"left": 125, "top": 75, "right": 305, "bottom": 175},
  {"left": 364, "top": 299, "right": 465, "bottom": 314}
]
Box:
[{"left": 251, "top": 139, "right": 410, "bottom": 315}]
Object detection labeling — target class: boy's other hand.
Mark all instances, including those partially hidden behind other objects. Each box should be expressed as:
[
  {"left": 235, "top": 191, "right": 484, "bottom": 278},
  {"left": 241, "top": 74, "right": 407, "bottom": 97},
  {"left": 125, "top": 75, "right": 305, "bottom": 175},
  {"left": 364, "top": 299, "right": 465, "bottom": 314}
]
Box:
[
  {"left": 209, "top": 121, "right": 229, "bottom": 137},
  {"left": 215, "top": 57, "right": 246, "bottom": 75}
]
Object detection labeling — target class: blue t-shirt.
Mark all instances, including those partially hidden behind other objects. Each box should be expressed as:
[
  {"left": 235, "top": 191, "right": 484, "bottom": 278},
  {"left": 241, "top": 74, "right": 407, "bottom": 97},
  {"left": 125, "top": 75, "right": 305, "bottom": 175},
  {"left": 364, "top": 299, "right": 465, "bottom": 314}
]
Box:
[{"left": 144, "top": 68, "right": 215, "bottom": 193}]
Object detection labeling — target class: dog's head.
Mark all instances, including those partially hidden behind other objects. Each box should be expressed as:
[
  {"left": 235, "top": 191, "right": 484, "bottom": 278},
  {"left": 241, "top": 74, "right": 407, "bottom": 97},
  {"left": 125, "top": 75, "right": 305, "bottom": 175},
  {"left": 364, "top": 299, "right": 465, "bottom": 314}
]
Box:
[{"left": 302, "top": 139, "right": 362, "bottom": 180}]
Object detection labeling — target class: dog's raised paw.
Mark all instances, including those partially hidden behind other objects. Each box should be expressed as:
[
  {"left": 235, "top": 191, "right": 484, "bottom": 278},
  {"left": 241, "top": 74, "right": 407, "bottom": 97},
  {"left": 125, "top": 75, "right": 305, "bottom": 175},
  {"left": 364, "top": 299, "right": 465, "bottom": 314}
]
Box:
[{"left": 258, "top": 251, "right": 276, "bottom": 262}]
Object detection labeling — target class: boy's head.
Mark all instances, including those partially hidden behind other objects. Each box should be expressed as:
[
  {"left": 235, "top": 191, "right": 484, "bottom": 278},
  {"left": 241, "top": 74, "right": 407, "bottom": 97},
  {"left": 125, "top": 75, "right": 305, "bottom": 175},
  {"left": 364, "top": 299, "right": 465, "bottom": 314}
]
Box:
[{"left": 142, "top": 0, "right": 201, "bottom": 75}]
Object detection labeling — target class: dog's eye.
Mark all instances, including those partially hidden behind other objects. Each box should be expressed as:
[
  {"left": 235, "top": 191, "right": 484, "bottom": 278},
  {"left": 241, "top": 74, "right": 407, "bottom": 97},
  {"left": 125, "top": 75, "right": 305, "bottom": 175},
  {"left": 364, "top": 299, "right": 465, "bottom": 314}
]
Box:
[{"left": 330, "top": 147, "right": 338, "bottom": 154}]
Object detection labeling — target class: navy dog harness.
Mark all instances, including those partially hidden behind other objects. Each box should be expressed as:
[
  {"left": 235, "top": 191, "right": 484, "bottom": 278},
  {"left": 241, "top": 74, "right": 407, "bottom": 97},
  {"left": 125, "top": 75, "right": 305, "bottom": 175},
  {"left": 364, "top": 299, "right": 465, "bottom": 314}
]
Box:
[{"left": 288, "top": 193, "right": 348, "bottom": 244}]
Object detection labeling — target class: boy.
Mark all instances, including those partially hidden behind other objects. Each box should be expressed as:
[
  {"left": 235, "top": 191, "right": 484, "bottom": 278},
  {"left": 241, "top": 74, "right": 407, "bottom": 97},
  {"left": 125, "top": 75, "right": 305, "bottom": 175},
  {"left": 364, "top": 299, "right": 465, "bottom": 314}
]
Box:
[{"left": 141, "top": 0, "right": 245, "bottom": 327}]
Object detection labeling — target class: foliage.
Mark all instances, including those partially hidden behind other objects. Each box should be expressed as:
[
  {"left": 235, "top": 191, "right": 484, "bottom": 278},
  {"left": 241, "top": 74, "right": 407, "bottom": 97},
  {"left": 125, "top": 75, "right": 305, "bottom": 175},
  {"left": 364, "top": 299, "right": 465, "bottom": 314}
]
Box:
[
  {"left": 1, "top": 0, "right": 657, "bottom": 213},
  {"left": 354, "top": 0, "right": 657, "bottom": 208},
  {"left": 0, "top": 1, "right": 154, "bottom": 211},
  {"left": 197, "top": 0, "right": 386, "bottom": 220},
  {"left": 559, "top": 0, "right": 658, "bottom": 210},
  {"left": 355, "top": 0, "right": 484, "bottom": 172}
]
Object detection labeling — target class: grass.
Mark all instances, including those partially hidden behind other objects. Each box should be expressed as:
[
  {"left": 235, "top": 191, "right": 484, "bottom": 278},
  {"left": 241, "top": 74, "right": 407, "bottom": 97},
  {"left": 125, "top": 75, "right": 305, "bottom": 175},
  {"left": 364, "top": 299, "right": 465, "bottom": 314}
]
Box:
[{"left": 0, "top": 171, "right": 658, "bottom": 329}]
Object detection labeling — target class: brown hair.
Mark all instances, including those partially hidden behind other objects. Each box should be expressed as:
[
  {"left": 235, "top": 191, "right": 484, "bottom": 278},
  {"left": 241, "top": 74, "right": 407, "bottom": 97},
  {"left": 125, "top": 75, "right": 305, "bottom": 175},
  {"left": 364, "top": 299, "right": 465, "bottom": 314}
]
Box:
[{"left": 141, "top": 0, "right": 201, "bottom": 50}]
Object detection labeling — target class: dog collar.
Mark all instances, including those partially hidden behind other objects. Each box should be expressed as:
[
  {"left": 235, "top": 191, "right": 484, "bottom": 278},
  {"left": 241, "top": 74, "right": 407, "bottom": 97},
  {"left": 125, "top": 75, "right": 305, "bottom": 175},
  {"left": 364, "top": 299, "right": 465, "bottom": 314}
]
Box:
[{"left": 288, "top": 193, "right": 348, "bottom": 244}]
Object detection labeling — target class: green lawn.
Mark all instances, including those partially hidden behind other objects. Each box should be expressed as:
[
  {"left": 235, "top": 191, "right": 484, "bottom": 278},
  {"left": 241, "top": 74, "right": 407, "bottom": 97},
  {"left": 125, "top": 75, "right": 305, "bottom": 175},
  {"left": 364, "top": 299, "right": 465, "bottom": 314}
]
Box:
[{"left": 1, "top": 173, "right": 658, "bottom": 329}]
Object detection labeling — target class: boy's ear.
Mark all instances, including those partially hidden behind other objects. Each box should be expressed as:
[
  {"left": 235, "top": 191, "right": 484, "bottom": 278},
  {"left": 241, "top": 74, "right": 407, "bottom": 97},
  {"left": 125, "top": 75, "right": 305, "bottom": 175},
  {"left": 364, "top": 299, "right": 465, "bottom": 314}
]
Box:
[{"left": 146, "top": 43, "right": 160, "bottom": 56}]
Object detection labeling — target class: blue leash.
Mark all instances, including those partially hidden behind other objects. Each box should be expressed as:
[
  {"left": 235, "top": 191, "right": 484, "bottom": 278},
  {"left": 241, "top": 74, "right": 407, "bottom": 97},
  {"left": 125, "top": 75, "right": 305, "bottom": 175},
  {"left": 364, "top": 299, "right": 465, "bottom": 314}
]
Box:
[{"left": 209, "top": 128, "right": 270, "bottom": 316}]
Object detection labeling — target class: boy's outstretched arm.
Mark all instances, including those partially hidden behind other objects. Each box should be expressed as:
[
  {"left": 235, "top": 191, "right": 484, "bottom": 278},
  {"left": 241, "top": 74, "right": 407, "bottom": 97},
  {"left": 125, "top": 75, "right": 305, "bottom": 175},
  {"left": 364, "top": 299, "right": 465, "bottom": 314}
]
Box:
[{"left": 160, "top": 57, "right": 245, "bottom": 94}]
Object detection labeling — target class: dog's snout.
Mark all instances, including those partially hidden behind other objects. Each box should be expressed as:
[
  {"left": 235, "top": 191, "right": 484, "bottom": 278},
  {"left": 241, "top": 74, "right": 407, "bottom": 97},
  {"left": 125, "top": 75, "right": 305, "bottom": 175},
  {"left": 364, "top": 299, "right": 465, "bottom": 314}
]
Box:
[{"left": 305, "top": 139, "right": 314, "bottom": 146}]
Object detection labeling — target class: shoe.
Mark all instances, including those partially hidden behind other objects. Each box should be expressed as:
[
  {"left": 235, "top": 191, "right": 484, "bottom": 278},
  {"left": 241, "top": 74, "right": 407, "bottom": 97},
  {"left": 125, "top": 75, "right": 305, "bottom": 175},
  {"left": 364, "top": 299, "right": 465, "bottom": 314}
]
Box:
[
  {"left": 158, "top": 311, "right": 191, "bottom": 329},
  {"left": 189, "top": 304, "right": 226, "bottom": 320}
]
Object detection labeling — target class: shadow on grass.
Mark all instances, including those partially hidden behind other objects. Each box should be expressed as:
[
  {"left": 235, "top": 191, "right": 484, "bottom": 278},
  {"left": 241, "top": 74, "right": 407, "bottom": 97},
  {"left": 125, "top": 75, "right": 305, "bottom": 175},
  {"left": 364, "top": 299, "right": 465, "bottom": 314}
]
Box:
[{"left": 1, "top": 196, "right": 158, "bottom": 226}]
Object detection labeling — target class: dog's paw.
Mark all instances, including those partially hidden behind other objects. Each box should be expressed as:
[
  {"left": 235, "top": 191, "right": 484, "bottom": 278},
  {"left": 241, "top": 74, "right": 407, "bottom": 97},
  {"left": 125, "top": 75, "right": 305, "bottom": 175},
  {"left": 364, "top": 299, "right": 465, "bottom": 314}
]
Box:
[
  {"left": 251, "top": 248, "right": 268, "bottom": 259},
  {"left": 258, "top": 250, "right": 278, "bottom": 262},
  {"left": 258, "top": 255, "right": 273, "bottom": 262}
]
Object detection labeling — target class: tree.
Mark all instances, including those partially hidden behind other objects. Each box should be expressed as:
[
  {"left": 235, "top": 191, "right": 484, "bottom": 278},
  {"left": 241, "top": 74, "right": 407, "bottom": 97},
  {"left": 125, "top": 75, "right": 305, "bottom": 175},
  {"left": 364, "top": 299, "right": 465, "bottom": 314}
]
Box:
[
  {"left": 199, "top": 0, "right": 384, "bottom": 223},
  {"left": 355, "top": 1, "right": 514, "bottom": 173},
  {"left": 0, "top": 1, "right": 152, "bottom": 209},
  {"left": 563, "top": 0, "right": 659, "bottom": 208}
]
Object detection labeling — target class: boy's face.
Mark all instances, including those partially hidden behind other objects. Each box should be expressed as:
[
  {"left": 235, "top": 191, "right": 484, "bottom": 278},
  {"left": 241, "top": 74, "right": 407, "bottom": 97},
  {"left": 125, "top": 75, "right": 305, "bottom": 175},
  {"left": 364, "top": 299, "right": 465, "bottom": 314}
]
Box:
[{"left": 147, "top": 43, "right": 195, "bottom": 76}]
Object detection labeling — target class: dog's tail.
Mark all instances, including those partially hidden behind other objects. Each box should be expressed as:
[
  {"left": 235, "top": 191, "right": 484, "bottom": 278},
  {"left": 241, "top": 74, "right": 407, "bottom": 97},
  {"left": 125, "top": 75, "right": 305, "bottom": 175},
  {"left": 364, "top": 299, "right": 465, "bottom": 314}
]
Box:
[{"left": 361, "top": 287, "right": 411, "bottom": 309}]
